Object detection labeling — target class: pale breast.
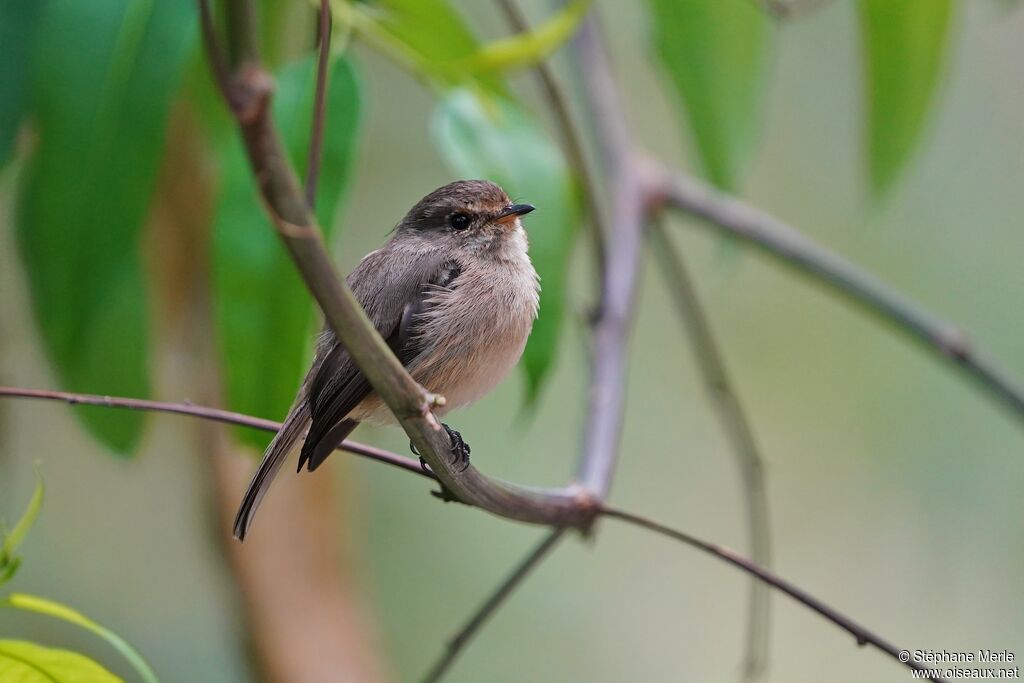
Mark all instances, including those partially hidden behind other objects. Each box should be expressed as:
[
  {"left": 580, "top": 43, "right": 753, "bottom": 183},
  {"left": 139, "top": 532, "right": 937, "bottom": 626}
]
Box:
[
  {"left": 412, "top": 252, "right": 539, "bottom": 413},
  {"left": 351, "top": 244, "right": 539, "bottom": 423}
]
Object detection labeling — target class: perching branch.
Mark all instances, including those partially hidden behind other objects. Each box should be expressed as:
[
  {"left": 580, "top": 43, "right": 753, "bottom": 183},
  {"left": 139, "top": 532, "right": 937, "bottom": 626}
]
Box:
[
  {"left": 600, "top": 506, "right": 949, "bottom": 683},
  {"left": 197, "top": 0, "right": 594, "bottom": 529},
  {"left": 0, "top": 386, "right": 945, "bottom": 681},
  {"left": 0, "top": 386, "right": 429, "bottom": 479},
  {"left": 420, "top": 530, "right": 566, "bottom": 683},
  {"left": 652, "top": 169, "right": 1024, "bottom": 426},
  {"left": 650, "top": 224, "right": 772, "bottom": 682}
]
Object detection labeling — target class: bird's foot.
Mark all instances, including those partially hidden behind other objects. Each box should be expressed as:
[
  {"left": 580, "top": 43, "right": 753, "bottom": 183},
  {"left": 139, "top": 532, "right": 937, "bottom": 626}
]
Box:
[
  {"left": 442, "top": 424, "right": 471, "bottom": 472},
  {"left": 408, "top": 425, "right": 470, "bottom": 502}
]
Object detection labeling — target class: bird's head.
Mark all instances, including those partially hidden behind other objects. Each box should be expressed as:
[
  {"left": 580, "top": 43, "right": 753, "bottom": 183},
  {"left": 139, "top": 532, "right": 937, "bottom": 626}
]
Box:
[{"left": 397, "top": 180, "right": 535, "bottom": 252}]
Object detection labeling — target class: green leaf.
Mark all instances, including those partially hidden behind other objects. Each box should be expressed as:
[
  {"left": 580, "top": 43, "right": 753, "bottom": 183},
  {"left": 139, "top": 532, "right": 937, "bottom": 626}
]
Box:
[
  {"left": 0, "top": 640, "right": 123, "bottom": 683},
  {"left": 353, "top": 0, "right": 502, "bottom": 91},
  {"left": 3, "top": 595, "right": 157, "bottom": 683},
  {"left": 15, "top": 0, "right": 195, "bottom": 453},
  {"left": 858, "top": 0, "right": 954, "bottom": 197},
  {"left": 647, "top": 0, "right": 771, "bottom": 190},
  {"left": 0, "top": 0, "right": 42, "bottom": 165},
  {"left": 449, "top": 0, "right": 592, "bottom": 76},
  {"left": 212, "top": 56, "right": 361, "bottom": 450},
  {"left": 0, "top": 468, "right": 44, "bottom": 586},
  {"left": 433, "top": 89, "right": 579, "bottom": 402}
]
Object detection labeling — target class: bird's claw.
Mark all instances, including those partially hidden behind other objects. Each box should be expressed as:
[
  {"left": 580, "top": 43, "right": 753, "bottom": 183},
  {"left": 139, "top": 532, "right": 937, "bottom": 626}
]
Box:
[
  {"left": 408, "top": 425, "right": 471, "bottom": 500},
  {"left": 443, "top": 424, "right": 471, "bottom": 473}
]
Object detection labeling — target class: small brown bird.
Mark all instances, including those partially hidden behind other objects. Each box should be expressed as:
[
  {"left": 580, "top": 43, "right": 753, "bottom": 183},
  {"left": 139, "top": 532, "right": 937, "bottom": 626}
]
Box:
[{"left": 233, "top": 180, "right": 539, "bottom": 540}]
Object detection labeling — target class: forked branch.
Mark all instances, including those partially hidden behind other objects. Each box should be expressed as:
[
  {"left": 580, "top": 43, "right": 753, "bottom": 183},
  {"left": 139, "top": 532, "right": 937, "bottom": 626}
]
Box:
[{"left": 0, "top": 385, "right": 946, "bottom": 682}]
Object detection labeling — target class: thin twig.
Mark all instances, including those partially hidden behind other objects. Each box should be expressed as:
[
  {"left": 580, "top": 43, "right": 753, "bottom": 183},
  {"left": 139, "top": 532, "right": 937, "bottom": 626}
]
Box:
[
  {"left": 650, "top": 224, "right": 772, "bottom": 682},
  {"left": 600, "top": 506, "right": 949, "bottom": 683},
  {"left": 420, "top": 530, "right": 566, "bottom": 683},
  {"left": 0, "top": 386, "right": 430, "bottom": 478},
  {"left": 653, "top": 169, "right": 1024, "bottom": 426},
  {"left": 197, "top": 0, "right": 236, "bottom": 108},
  {"left": 495, "top": 0, "right": 607, "bottom": 280},
  {"left": 197, "top": 0, "right": 596, "bottom": 528},
  {"left": 305, "top": 0, "right": 332, "bottom": 207}
]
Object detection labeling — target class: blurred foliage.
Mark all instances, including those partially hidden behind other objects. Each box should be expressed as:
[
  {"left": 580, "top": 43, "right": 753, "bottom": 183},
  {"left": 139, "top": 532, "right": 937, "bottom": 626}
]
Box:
[
  {"left": 434, "top": 89, "right": 580, "bottom": 401},
  {"left": 354, "top": 0, "right": 504, "bottom": 90},
  {"left": 2, "top": 0, "right": 959, "bottom": 449},
  {"left": 0, "top": 0, "right": 1016, "bottom": 681},
  {"left": 0, "top": 477, "right": 157, "bottom": 682},
  {"left": 14, "top": 0, "right": 194, "bottom": 453},
  {"left": 0, "top": 641, "right": 123, "bottom": 683},
  {"left": 3, "top": 594, "right": 159, "bottom": 683},
  {"left": 858, "top": 0, "right": 955, "bottom": 198},
  {"left": 0, "top": 468, "right": 42, "bottom": 587},
  {"left": 212, "top": 55, "right": 361, "bottom": 450},
  {"left": 450, "top": 0, "right": 591, "bottom": 76},
  {"left": 647, "top": 0, "right": 772, "bottom": 190},
  {"left": 0, "top": 0, "right": 41, "bottom": 165}
]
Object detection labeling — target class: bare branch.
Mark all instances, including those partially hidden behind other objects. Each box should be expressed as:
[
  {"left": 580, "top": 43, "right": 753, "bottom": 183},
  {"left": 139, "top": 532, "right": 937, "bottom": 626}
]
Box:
[
  {"left": 2, "top": 386, "right": 948, "bottom": 682},
  {"left": 197, "top": 0, "right": 596, "bottom": 529},
  {"left": 653, "top": 169, "right": 1024, "bottom": 426},
  {"left": 650, "top": 225, "right": 772, "bottom": 681},
  {"left": 420, "top": 530, "right": 566, "bottom": 683},
  {"left": 571, "top": 15, "right": 656, "bottom": 500},
  {"left": 305, "top": 0, "right": 332, "bottom": 207},
  {"left": 0, "top": 386, "right": 429, "bottom": 478},
  {"left": 600, "top": 506, "right": 950, "bottom": 683}
]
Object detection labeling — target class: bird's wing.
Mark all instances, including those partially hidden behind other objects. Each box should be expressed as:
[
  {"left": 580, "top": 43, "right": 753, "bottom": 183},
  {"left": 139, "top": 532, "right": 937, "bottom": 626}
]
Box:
[{"left": 298, "top": 246, "right": 459, "bottom": 472}]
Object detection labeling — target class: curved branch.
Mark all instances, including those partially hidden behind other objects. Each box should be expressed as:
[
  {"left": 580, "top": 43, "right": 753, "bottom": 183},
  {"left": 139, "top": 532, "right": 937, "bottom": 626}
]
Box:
[
  {"left": 2, "top": 386, "right": 948, "bottom": 683},
  {"left": 653, "top": 169, "right": 1024, "bottom": 426},
  {"left": 600, "top": 506, "right": 949, "bottom": 683},
  {"left": 571, "top": 15, "right": 656, "bottom": 500}
]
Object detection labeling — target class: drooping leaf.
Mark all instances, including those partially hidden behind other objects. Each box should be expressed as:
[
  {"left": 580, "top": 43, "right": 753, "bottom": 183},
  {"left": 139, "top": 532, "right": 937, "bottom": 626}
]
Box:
[
  {"left": 0, "top": 0, "right": 42, "bottom": 165},
  {"left": 647, "top": 0, "right": 771, "bottom": 190},
  {"left": 212, "top": 56, "right": 361, "bottom": 450},
  {"left": 0, "top": 640, "right": 123, "bottom": 683},
  {"left": 0, "top": 468, "right": 43, "bottom": 586},
  {"left": 3, "top": 594, "right": 158, "bottom": 683},
  {"left": 15, "top": 0, "right": 195, "bottom": 453},
  {"left": 858, "top": 0, "right": 954, "bottom": 197},
  {"left": 433, "top": 89, "right": 579, "bottom": 402}
]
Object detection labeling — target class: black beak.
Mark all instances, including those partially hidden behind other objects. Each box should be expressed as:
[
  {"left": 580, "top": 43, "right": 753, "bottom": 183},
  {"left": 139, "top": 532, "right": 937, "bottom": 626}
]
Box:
[
  {"left": 507, "top": 203, "right": 535, "bottom": 216},
  {"left": 495, "top": 203, "right": 535, "bottom": 224}
]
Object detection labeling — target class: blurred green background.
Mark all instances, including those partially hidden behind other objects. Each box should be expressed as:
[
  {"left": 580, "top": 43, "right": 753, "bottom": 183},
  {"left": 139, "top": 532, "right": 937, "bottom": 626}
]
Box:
[{"left": 2, "top": 0, "right": 1022, "bottom": 681}]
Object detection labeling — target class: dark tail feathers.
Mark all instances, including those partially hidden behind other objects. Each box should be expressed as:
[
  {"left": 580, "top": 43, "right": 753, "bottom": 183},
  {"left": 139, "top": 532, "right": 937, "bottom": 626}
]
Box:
[{"left": 232, "top": 399, "right": 311, "bottom": 541}]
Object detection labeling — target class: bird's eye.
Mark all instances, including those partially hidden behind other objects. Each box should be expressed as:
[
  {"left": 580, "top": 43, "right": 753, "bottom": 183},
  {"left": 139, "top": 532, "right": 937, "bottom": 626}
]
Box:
[{"left": 449, "top": 212, "right": 470, "bottom": 231}]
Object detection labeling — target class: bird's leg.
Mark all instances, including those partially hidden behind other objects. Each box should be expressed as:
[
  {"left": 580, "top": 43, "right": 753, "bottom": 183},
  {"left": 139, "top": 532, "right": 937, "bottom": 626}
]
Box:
[
  {"left": 442, "top": 423, "right": 471, "bottom": 472},
  {"left": 406, "top": 425, "right": 470, "bottom": 502}
]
